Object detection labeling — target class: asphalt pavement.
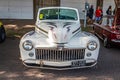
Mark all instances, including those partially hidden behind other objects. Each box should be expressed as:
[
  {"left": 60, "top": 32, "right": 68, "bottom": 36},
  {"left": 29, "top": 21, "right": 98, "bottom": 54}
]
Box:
[{"left": 0, "top": 38, "right": 120, "bottom": 80}]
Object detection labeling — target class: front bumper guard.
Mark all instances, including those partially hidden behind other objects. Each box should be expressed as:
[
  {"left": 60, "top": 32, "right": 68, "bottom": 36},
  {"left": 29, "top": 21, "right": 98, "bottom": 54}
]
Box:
[{"left": 22, "top": 59, "right": 97, "bottom": 70}]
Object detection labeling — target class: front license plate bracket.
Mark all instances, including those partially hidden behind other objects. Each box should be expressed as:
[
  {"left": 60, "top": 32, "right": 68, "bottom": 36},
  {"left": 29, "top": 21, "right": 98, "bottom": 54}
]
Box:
[{"left": 71, "top": 60, "right": 86, "bottom": 67}]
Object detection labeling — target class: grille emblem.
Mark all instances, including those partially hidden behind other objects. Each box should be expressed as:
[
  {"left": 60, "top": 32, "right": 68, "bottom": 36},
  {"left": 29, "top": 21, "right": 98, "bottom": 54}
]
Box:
[
  {"left": 57, "top": 47, "right": 63, "bottom": 51},
  {"left": 57, "top": 44, "right": 64, "bottom": 50}
]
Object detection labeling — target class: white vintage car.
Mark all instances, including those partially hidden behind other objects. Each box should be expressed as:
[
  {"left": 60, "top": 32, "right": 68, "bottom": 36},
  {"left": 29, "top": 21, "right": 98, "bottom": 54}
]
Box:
[{"left": 19, "top": 7, "right": 100, "bottom": 70}]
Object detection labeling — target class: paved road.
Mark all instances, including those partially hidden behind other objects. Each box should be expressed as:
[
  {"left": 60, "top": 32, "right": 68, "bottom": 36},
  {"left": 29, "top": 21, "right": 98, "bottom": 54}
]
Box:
[{"left": 0, "top": 38, "right": 120, "bottom": 80}]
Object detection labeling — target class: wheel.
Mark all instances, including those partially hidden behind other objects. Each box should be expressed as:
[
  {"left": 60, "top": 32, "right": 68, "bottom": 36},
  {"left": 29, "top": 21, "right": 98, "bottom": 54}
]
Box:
[
  {"left": 0, "top": 26, "right": 6, "bottom": 42},
  {"left": 103, "top": 37, "right": 111, "bottom": 48}
]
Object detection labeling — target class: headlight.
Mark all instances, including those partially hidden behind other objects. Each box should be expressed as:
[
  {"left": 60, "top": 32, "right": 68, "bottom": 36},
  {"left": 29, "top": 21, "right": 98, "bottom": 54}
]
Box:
[
  {"left": 23, "top": 40, "right": 33, "bottom": 51},
  {"left": 87, "top": 41, "right": 97, "bottom": 51}
]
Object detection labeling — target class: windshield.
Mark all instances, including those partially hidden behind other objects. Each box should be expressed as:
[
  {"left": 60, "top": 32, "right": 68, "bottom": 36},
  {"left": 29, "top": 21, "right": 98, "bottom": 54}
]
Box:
[{"left": 39, "top": 8, "right": 78, "bottom": 20}]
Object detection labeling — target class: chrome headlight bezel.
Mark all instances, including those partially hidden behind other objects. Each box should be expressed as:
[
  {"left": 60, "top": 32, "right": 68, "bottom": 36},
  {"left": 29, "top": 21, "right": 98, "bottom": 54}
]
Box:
[
  {"left": 22, "top": 40, "right": 33, "bottom": 51},
  {"left": 87, "top": 41, "right": 97, "bottom": 51}
]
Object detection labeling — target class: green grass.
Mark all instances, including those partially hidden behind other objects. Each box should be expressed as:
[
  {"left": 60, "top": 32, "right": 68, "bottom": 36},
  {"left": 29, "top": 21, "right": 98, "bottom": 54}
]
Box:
[
  {"left": 81, "top": 26, "right": 94, "bottom": 33},
  {"left": 6, "top": 27, "right": 34, "bottom": 38}
]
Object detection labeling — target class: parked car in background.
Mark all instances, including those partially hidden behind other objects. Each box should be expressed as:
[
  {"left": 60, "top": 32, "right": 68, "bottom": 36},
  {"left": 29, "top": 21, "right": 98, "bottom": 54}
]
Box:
[
  {"left": 93, "top": 0, "right": 120, "bottom": 48},
  {"left": 0, "top": 21, "right": 6, "bottom": 42},
  {"left": 19, "top": 7, "right": 100, "bottom": 70}
]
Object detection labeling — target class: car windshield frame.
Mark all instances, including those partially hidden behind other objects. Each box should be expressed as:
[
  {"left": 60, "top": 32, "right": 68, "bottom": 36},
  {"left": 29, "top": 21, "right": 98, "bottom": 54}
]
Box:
[{"left": 39, "top": 8, "right": 78, "bottom": 20}]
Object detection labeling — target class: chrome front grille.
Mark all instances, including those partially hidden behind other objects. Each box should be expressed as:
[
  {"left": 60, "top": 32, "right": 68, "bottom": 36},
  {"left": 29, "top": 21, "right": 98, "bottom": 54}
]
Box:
[{"left": 35, "top": 48, "right": 85, "bottom": 62}]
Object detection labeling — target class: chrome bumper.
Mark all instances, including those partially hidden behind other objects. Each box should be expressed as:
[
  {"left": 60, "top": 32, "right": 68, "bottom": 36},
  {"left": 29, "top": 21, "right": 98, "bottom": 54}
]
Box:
[
  {"left": 111, "top": 39, "right": 120, "bottom": 43},
  {"left": 22, "top": 59, "right": 97, "bottom": 70}
]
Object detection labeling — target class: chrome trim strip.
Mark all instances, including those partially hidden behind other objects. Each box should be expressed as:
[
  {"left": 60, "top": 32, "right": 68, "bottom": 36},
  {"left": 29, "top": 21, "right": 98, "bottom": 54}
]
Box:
[
  {"left": 72, "top": 27, "right": 80, "bottom": 34},
  {"left": 111, "top": 39, "right": 120, "bottom": 42},
  {"left": 36, "top": 27, "right": 48, "bottom": 34}
]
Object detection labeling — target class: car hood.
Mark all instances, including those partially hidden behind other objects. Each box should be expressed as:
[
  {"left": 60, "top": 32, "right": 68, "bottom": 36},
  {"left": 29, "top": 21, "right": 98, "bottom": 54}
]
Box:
[{"left": 36, "top": 20, "right": 80, "bottom": 43}]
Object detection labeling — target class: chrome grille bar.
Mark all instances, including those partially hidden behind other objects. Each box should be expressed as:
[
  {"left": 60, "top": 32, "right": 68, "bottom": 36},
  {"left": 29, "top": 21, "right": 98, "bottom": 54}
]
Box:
[{"left": 35, "top": 48, "right": 85, "bottom": 62}]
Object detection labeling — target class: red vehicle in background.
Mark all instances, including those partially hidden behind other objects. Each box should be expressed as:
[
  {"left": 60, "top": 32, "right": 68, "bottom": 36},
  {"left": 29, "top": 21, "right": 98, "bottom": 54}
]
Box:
[{"left": 93, "top": 0, "right": 120, "bottom": 48}]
